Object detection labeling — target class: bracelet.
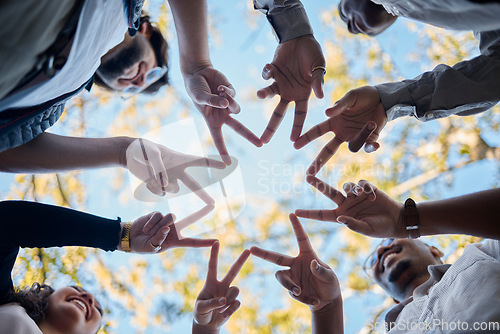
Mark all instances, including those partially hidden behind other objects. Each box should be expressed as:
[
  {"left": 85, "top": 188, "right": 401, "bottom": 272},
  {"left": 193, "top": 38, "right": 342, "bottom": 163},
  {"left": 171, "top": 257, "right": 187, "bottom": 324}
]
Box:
[
  {"left": 120, "top": 223, "right": 132, "bottom": 252},
  {"left": 404, "top": 198, "right": 420, "bottom": 239}
]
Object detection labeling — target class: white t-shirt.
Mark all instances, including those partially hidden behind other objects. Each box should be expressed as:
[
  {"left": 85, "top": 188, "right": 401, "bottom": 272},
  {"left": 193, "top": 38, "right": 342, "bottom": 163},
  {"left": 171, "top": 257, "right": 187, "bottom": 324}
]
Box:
[
  {"left": 6, "top": 0, "right": 127, "bottom": 109},
  {"left": 0, "top": 303, "right": 42, "bottom": 334}
]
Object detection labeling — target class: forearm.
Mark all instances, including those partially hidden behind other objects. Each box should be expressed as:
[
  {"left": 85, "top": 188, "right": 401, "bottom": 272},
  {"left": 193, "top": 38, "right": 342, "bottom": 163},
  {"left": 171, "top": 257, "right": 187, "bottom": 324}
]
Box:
[
  {"left": 192, "top": 321, "right": 219, "bottom": 334},
  {"left": 377, "top": 31, "right": 500, "bottom": 122},
  {"left": 418, "top": 188, "right": 500, "bottom": 239},
  {"left": 311, "top": 297, "right": 344, "bottom": 334},
  {"left": 168, "top": 0, "right": 211, "bottom": 74},
  {"left": 0, "top": 201, "right": 121, "bottom": 250},
  {"left": 254, "top": 0, "right": 313, "bottom": 43},
  {"left": 0, "top": 132, "right": 134, "bottom": 173}
]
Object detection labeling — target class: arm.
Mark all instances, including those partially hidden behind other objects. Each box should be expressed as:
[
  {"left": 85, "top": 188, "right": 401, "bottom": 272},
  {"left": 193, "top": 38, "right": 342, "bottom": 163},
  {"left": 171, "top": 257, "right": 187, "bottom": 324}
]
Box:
[
  {"left": 0, "top": 132, "right": 133, "bottom": 173},
  {"left": 376, "top": 30, "right": 500, "bottom": 122},
  {"left": 253, "top": 0, "right": 313, "bottom": 43},
  {"left": 254, "top": 0, "right": 326, "bottom": 143},
  {"left": 296, "top": 177, "right": 500, "bottom": 240},
  {"left": 167, "top": 0, "right": 262, "bottom": 164}
]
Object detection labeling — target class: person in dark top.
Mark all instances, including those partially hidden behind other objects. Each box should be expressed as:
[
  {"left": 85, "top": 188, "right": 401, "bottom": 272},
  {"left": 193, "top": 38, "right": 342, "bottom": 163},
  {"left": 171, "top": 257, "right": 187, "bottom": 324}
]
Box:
[{"left": 0, "top": 200, "right": 217, "bottom": 333}]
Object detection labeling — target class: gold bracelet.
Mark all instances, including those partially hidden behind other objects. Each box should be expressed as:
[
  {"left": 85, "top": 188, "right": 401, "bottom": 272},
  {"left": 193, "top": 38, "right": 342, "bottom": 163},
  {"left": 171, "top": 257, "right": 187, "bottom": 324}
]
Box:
[{"left": 120, "top": 223, "right": 132, "bottom": 252}]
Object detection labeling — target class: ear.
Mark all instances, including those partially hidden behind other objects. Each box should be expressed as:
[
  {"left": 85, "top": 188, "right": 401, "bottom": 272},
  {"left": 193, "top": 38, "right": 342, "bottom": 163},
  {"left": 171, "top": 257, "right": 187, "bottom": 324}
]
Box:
[
  {"left": 139, "top": 21, "right": 153, "bottom": 39},
  {"left": 429, "top": 246, "right": 444, "bottom": 260}
]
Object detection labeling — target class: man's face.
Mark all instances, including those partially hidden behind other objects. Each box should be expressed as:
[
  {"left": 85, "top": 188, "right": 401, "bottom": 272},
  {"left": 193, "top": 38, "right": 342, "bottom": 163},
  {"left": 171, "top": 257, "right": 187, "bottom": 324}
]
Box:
[
  {"left": 338, "top": 0, "right": 397, "bottom": 36},
  {"left": 97, "top": 24, "right": 157, "bottom": 91},
  {"left": 371, "top": 239, "right": 442, "bottom": 302}
]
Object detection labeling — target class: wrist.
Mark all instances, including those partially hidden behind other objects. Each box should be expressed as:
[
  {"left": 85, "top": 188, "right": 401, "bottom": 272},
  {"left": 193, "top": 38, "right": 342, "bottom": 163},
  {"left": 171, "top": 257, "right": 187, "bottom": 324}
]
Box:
[
  {"left": 118, "top": 136, "right": 136, "bottom": 168},
  {"left": 311, "top": 296, "right": 342, "bottom": 315},
  {"left": 181, "top": 60, "right": 213, "bottom": 77},
  {"left": 192, "top": 321, "right": 220, "bottom": 334},
  {"left": 117, "top": 222, "right": 132, "bottom": 252}
]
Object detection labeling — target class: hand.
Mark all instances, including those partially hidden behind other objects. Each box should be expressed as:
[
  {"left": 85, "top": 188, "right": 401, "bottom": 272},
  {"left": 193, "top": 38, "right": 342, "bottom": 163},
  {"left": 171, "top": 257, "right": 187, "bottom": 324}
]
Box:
[
  {"left": 258, "top": 35, "right": 326, "bottom": 143},
  {"left": 296, "top": 176, "right": 405, "bottom": 238},
  {"left": 183, "top": 65, "right": 263, "bottom": 164},
  {"left": 251, "top": 214, "right": 340, "bottom": 312},
  {"left": 143, "top": 204, "right": 218, "bottom": 252},
  {"left": 193, "top": 241, "right": 250, "bottom": 332},
  {"left": 126, "top": 138, "right": 225, "bottom": 203},
  {"left": 294, "top": 86, "right": 387, "bottom": 175},
  {"left": 119, "top": 211, "right": 173, "bottom": 253}
]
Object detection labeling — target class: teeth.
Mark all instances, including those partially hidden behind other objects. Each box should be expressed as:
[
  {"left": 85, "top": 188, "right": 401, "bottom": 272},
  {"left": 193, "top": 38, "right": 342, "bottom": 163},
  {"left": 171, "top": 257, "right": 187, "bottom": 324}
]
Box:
[
  {"left": 383, "top": 253, "right": 397, "bottom": 268},
  {"left": 72, "top": 300, "right": 87, "bottom": 314}
]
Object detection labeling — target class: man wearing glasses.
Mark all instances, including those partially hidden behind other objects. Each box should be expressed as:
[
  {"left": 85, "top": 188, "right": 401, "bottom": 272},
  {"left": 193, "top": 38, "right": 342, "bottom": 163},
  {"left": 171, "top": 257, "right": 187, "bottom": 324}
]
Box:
[{"left": 295, "top": 177, "right": 500, "bottom": 333}]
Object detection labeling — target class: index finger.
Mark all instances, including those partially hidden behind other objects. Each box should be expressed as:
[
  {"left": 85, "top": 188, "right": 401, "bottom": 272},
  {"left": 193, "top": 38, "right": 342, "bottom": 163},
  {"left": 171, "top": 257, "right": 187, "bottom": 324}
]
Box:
[
  {"left": 207, "top": 241, "right": 219, "bottom": 281},
  {"left": 221, "top": 249, "right": 251, "bottom": 285},
  {"left": 180, "top": 172, "right": 215, "bottom": 205},
  {"left": 225, "top": 116, "right": 263, "bottom": 148},
  {"left": 293, "top": 118, "right": 332, "bottom": 150},
  {"left": 289, "top": 214, "right": 313, "bottom": 253},
  {"left": 250, "top": 246, "right": 294, "bottom": 267},
  {"left": 174, "top": 203, "right": 215, "bottom": 232},
  {"left": 306, "top": 176, "right": 346, "bottom": 206},
  {"left": 306, "top": 137, "right": 343, "bottom": 175},
  {"left": 260, "top": 99, "right": 290, "bottom": 144},
  {"left": 290, "top": 99, "right": 309, "bottom": 142},
  {"left": 207, "top": 124, "right": 231, "bottom": 165}
]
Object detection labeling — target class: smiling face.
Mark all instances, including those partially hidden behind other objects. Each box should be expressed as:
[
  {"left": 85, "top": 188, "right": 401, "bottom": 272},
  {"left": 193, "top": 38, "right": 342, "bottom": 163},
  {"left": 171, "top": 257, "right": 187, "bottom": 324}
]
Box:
[
  {"left": 338, "top": 0, "right": 397, "bottom": 36},
  {"left": 372, "top": 239, "right": 443, "bottom": 302},
  {"left": 40, "top": 286, "right": 102, "bottom": 334},
  {"left": 97, "top": 22, "right": 157, "bottom": 91}
]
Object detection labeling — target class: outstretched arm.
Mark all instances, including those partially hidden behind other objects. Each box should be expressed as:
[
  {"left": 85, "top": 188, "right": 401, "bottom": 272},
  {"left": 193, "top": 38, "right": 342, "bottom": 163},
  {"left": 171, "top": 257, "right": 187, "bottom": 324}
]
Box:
[
  {"left": 296, "top": 177, "right": 500, "bottom": 240},
  {"left": 0, "top": 132, "right": 133, "bottom": 173},
  {"left": 168, "top": 0, "right": 262, "bottom": 164}
]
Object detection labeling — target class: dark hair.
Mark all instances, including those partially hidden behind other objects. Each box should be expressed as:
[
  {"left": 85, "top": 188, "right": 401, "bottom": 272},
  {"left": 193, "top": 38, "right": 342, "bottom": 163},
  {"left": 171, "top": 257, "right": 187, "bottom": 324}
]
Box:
[
  {"left": 94, "top": 12, "right": 169, "bottom": 94},
  {"left": 2, "top": 283, "right": 55, "bottom": 325}
]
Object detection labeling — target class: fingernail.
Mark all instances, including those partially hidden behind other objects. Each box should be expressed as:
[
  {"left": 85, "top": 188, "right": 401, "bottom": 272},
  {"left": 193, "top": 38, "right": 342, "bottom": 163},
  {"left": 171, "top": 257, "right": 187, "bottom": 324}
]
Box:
[
  {"left": 163, "top": 228, "right": 170, "bottom": 235},
  {"left": 218, "top": 298, "right": 225, "bottom": 304},
  {"left": 292, "top": 287, "right": 300, "bottom": 296},
  {"left": 338, "top": 218, "right": 346, "bottom": 224},
  {"left": 315, "top": 262, "right": 320, "bottom": 271},
  {"left": 364, "top": 144, "right": 375, "bottom": 153},
  {"left": 161, "top": 191, "right": 166, "bottom": 196},
  {"left": 368, "top": 122, "right": 375, "bottom": 131},
  {"left": 313, "top": 300, "right": 320, "bottom": 306}
]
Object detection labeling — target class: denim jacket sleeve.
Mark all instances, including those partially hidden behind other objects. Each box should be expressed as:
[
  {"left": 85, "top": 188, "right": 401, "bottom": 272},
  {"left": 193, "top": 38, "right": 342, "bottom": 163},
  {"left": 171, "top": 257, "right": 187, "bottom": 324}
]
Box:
[
  {"left": 376, "top": 29, "right": 500, "bottom": 122},
  {"left": 253, "top": 0, "right": 313, "bottom": 43}
]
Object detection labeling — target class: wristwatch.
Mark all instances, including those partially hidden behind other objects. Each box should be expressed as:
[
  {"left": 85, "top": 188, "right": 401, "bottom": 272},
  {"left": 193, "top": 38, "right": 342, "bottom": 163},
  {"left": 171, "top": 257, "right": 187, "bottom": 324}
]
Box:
[{"left": 404, "top": 198, "right": 420, "bottom": 239}]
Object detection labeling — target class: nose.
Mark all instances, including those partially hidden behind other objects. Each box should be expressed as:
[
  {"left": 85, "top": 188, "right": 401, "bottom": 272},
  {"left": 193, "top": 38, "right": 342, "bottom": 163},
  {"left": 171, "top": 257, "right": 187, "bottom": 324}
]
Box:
[
  {"left": 132, "top": 74, "right": 146, "bottom": 87},
  {"left": 81, "top": 291, "right": 95, "bottom": 306}
]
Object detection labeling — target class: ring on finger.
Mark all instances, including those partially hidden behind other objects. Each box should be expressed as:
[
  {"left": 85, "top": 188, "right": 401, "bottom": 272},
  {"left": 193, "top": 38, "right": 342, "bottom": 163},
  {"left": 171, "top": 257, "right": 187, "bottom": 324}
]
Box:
[
  {"left": 311, "top": 65, "right": 326, "bottom": 75},
  {"left": 150, "top": 240, "right": 162, "bottom": 253}
]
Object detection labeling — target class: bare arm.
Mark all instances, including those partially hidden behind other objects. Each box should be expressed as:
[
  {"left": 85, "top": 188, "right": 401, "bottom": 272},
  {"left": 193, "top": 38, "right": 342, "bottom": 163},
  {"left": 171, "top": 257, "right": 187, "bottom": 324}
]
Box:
[
  {"left": 0, "top": 132, "right": 132, "bottom": 173},
  {"left": 311, "top": 297, "right": 343, "bottom": 334}
]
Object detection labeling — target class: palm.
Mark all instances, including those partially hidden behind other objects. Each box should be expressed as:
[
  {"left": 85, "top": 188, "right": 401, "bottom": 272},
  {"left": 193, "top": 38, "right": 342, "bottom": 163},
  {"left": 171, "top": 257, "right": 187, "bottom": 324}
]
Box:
[
  {"left": 296, "top": 177, "right": 404, "bottom": 238},
  {"left": 259, "top": 35, "right": 326, "bottom": 143},
  {"left": 194, "top": 243, "right": 250, "bottom": 330},
  {"left": 185, "top": 66, "right": 262, "bottom": 164},
  {"left": 251, "top": 214, "right": 340, "bottom": 312}
]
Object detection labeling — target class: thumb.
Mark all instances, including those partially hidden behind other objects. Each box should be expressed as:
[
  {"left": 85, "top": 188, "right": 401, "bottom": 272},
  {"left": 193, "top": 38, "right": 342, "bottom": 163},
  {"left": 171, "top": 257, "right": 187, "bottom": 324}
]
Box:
[
  {"left": 261, "top": 63, "right": 274, "bottom": 80},
  {"left": 310, "top": 259, "right": 332, "bottom": 283},
  {"left": 337, "top": 215, "right": 374, "bottom": 237},
  {"left": 196, "top": 297, "right": 227, "bottom": 315},
  {"left": 325, "top": 90, "right": 356, "bottom": 117},
  {"left": 311, "top": 69, "right": 325, "bottom": 99}
]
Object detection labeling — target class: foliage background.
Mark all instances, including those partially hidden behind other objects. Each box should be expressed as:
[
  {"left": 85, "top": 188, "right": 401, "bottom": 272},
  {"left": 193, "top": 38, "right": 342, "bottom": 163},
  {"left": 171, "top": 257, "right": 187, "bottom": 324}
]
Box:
[{"left": 0, "top": 1, "right": 498, "bottom": 333}]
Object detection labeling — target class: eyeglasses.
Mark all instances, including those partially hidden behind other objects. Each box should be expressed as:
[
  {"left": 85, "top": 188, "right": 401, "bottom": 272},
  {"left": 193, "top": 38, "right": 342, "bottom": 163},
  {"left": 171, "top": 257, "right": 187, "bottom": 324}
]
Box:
[
  {"left": 120, "top": 66, "right": 168, "bottom": 99},
  {"left": 362, "top": 238, "right": 395, "bottom": 275}
]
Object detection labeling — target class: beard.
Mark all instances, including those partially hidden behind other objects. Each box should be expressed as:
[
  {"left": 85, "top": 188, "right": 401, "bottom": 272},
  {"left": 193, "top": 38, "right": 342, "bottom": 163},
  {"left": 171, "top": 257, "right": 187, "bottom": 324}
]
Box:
[
  {"left": 388, "top": 259, "right": 411, "bottom": 283},
  {"left": 98, "top": 35, "right": 149, "bottom": 80}
]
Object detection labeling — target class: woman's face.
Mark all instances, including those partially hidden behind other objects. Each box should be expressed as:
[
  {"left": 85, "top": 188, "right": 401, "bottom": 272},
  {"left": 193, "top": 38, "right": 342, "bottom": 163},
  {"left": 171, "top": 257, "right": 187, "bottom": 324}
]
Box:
[{"left": 42, "top": 286, "right": 102, "bottom": 334}]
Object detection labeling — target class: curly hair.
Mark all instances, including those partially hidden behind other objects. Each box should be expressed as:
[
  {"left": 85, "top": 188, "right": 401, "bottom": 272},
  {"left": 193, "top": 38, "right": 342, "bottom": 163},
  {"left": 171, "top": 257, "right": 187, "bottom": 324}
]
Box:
[
  {"left": 94, "top": 12, "right": 169, "bottom": 94},
  {"left": 2, "top": 283, "right": 55, "bottom": 325}
]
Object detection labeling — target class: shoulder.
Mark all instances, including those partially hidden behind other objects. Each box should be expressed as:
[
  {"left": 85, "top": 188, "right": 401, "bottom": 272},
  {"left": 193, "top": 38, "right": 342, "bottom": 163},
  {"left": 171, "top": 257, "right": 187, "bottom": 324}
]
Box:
[{"left": 0, "top": 304, "right": 42, "bottom": 334}]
